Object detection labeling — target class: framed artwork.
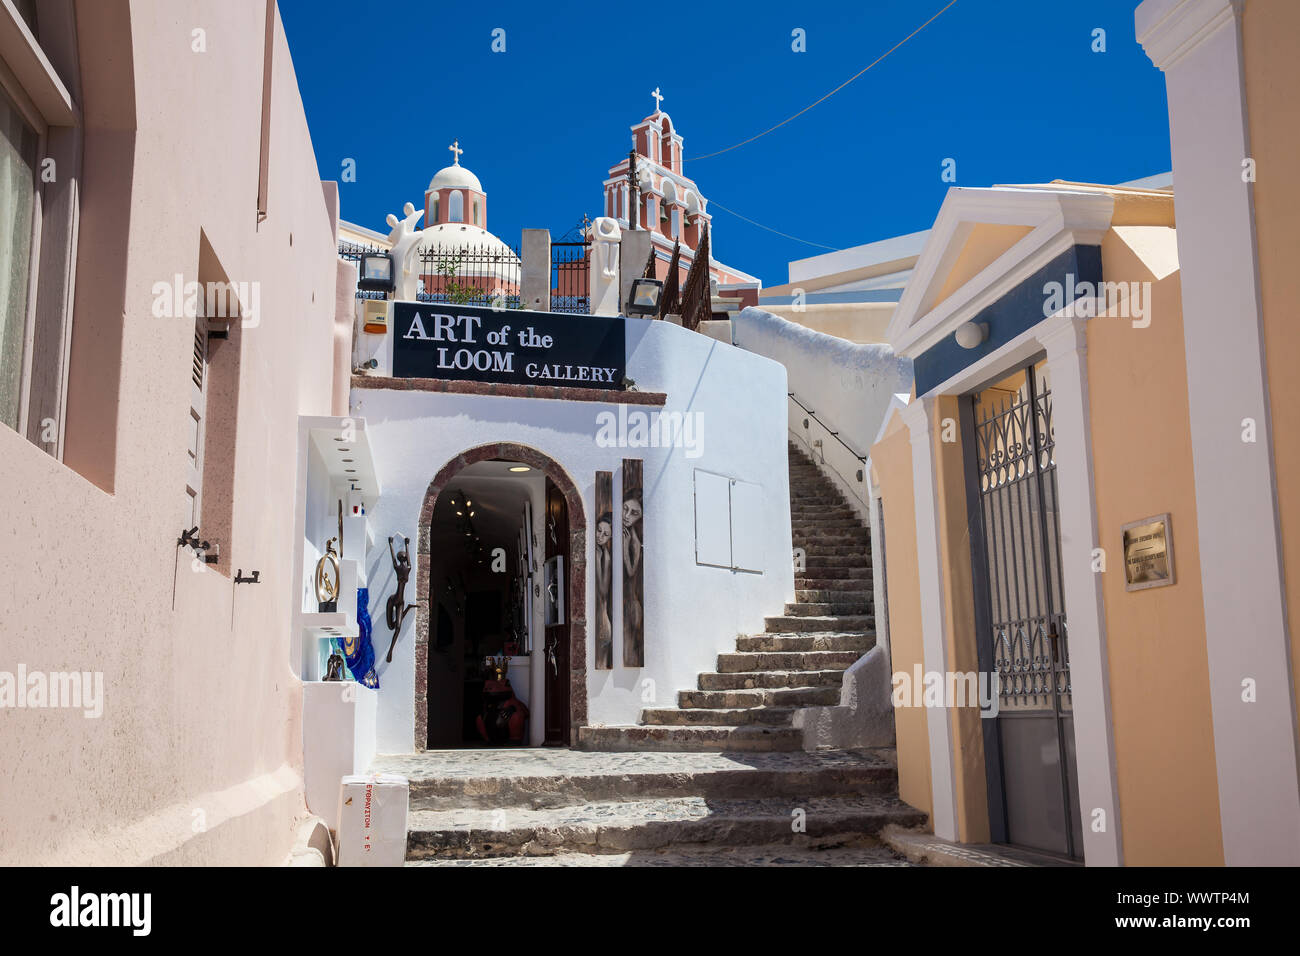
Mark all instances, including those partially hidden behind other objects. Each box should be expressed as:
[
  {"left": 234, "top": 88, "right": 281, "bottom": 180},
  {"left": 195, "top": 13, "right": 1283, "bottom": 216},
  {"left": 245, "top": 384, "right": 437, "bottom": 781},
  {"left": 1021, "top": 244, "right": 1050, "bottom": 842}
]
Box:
[
  {"left": 594, "top": 471, "right": 613, "bottom": 669},
  {"left": 622, "top": 458, "right": 644, "bottom": 667}
]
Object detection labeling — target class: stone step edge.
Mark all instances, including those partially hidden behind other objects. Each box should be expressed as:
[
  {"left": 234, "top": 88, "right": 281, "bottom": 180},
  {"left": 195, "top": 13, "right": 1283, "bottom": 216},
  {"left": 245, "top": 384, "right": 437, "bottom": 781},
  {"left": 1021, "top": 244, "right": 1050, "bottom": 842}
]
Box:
[
  {"left": 407, "top": 798, "right": 927, "bottom": 858},
  {"left": 404, "top": 764, "right": 900, "bottom": 811}
]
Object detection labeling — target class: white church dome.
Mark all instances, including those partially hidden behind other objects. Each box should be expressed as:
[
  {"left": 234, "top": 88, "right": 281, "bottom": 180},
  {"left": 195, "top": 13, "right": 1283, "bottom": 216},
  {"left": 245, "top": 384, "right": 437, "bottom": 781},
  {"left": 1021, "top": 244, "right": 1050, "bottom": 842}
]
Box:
[{"left": 428, "top": 163, "right": 482, "bottom": 193}]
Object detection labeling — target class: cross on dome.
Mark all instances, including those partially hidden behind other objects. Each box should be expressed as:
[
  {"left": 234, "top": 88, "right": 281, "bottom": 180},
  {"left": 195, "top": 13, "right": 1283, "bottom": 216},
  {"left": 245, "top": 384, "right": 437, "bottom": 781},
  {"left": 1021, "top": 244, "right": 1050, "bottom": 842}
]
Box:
[
  {"left": 448, "top": 140, "right": 464, "bottom": 165},
  {"left": 650, "top": 87, "right": 664, "bottom": 112}
]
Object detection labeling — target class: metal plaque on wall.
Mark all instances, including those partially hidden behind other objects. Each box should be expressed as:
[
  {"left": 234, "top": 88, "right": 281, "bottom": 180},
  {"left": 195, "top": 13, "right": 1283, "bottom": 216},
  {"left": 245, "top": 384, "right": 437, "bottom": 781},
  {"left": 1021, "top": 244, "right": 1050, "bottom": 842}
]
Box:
[
  {"left": 391, "top": 301, "right": 626, "bottom": 390},
  {"left": 1122, "top": 513, "right": 1175, "bottom": 591}
]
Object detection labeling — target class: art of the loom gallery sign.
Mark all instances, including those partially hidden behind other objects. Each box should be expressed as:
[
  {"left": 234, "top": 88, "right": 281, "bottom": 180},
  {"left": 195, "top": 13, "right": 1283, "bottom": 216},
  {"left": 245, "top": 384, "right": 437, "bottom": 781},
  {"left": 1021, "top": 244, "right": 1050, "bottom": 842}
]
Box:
[{"left": 392, "top": 302, "right": 626, "bottom": 390}]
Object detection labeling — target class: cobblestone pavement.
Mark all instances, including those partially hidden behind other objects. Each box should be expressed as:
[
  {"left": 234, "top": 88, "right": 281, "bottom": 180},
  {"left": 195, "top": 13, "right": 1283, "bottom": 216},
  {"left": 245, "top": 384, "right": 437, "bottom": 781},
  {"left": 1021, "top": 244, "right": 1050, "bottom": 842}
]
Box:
[
  {"left": 408, "top": 843, "right": 914, "bottom": 867},
  {"left": 371, "top": 746, "right": 896, "bottom": 780},
  {"left": 409, "top": 793, "right": 919, "bottom": 832}
]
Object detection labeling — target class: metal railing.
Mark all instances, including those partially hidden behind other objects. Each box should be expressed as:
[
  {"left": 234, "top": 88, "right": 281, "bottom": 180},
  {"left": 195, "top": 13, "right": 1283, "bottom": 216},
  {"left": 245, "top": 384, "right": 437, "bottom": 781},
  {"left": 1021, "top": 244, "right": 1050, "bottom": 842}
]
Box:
[
  {"left": 788, "top": 392, "right": 867, "bottom": 461},
  {"left": 550, "top": 241, "right": 590, "bottom": 314},
  {"left": 417, "top": 242, "right": 522, "bottom": 309}
]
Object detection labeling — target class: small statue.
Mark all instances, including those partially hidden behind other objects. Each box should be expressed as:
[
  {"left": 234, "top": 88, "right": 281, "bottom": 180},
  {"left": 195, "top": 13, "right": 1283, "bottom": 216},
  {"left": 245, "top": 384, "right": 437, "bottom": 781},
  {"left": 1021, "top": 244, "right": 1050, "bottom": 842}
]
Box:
[
  {"left": 315, "top": 538, "right": 340, "bottom": 613},
  {"left": 384, "top": 202, "right": 425, "bottom": 301},
  {"left": 323, "top": 651, "right": 345, "bottom": 681},
  {"left": 385, "top": 536, "right": 416, "bottom": 663}
]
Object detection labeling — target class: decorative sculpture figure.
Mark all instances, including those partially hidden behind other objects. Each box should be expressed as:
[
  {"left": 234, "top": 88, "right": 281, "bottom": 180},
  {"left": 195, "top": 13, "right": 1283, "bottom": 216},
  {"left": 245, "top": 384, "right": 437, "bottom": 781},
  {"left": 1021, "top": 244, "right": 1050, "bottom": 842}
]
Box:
[
  {"left": 588, "top": 217, "right": 622, "bottom": 316},
  {"left": 384, "top": 201, "right": 426, "bottom": 301},
  {"left": 323, "top": 650, "right": 346, "bottom": 681},
  {"left": 384, "top": 536, "right": 416, "bottom": 663},
  {"left": 315, "top": 538, "right": 340, "bottom": 613}
]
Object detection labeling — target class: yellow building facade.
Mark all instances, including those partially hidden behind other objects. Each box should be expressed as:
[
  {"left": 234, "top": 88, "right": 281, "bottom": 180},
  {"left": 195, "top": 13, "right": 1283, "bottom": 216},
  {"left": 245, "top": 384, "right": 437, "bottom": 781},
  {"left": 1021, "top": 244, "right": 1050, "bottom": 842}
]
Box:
[{"left": 871, "top": 0, "right": 1300, "bottom": 865}]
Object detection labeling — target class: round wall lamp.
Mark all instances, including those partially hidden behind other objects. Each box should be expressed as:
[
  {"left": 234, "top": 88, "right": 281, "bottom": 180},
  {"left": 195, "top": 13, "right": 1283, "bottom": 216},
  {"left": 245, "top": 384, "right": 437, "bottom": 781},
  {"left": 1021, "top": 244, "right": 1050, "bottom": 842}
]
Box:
[{"left": 955, "top": 321, "right": 989, "bottom": 350}]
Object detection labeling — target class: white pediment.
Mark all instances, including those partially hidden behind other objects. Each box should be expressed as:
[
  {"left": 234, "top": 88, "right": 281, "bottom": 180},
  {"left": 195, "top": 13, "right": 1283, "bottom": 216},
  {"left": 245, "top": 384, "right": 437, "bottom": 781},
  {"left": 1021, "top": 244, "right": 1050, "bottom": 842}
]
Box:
[{"left": 886, "top": 186, "right": 1115, "bottom": 359}]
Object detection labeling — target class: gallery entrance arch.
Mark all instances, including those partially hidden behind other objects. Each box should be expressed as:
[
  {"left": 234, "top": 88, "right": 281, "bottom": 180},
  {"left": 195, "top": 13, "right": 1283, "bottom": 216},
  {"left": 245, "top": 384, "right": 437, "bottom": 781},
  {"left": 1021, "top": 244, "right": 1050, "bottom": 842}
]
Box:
[{"left": 414, "top": 443, "right": 587, "bottom": 749}]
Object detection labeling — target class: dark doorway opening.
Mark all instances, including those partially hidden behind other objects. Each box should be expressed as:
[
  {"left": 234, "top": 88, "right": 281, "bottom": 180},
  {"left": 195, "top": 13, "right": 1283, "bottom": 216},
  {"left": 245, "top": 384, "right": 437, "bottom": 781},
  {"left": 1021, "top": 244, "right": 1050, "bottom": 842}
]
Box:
[
  {"left": 415, "top": 444, "right": 588, "bottom": 751},
  {"left": 542, "top": 477, "right": 571, "bottom": 745}
]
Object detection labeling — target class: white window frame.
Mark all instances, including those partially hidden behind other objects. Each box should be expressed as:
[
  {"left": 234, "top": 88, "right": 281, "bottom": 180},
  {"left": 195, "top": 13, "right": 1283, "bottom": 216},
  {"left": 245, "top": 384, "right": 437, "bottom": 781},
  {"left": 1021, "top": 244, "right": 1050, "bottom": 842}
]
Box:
[{"left": 0, "top": 0, "right": 80, "bottom": 456}]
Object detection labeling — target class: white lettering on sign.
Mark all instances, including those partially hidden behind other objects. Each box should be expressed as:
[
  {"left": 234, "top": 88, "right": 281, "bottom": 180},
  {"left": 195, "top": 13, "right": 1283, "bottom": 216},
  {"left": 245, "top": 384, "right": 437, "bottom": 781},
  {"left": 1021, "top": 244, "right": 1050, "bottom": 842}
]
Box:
[
  {"left": 392, "top": 304, "right": 624, "bottom": 388},
  {"left": 436, "top": 348, "right": 514, "bottom": 373},
  {"left": 525, "top": 363, "right": 619, "bottom": 383},
  {"left": 402, "top": 311, "right": 482, "bottom": 342}
]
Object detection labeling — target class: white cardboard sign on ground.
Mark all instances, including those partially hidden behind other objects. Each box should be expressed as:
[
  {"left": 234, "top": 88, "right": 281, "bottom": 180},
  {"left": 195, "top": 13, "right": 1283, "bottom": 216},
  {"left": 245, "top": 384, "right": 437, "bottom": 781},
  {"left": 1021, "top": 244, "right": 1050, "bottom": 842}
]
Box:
[{"left": 337, "top": 773, "right": 409, "bottom": 867}]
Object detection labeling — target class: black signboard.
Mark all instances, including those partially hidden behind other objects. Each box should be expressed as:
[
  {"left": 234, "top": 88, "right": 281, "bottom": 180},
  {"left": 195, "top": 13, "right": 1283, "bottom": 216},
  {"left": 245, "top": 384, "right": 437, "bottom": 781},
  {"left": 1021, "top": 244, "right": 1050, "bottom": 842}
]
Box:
[{"left": 391, "top": 302, "right": 626, "bottom": 390}]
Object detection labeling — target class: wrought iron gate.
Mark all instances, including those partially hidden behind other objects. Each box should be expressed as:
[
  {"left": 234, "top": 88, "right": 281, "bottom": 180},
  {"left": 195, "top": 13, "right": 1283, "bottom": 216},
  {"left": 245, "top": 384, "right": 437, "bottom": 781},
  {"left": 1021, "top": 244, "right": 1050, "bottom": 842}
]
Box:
[{"left": 963, "top": 361, "right": 1083, "bottom": 860}]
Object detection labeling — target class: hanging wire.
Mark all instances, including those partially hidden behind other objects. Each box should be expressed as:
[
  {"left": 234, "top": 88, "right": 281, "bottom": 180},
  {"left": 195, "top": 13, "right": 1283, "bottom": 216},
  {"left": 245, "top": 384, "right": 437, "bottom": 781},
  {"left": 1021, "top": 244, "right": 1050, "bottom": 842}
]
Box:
[
  {"left": 686, "top": 0, "right": 959, "bottom": 163},
  {"left": 706, "top": 198, "right": 841, "bottom": 251}
]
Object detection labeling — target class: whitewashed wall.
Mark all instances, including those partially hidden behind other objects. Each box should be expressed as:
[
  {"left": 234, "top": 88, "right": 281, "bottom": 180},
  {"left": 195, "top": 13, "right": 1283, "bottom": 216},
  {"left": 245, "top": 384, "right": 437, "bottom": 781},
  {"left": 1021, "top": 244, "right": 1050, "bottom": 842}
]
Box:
[
  {"left": 353, "top": 319, "right": 794, "bottom": 753},
  {"left": 733, "top": 307, "right": 912, "bottom": 456}
]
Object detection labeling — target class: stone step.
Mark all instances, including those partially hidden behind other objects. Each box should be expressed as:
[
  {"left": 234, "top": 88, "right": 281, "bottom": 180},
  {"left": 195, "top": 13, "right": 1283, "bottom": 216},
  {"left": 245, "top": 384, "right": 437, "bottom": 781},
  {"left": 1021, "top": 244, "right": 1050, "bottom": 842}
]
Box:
[
  {"left": 406, "top": 793, "right": 928, "bottom": 859},
  {"left": 408, "top": 842, "right": 914, "bottom": 867},
  {"left": 794, "top": 539, "right": 871, "bottom": 551},
  {"left": 678, "top": 685, "right": 842, "bottom": 709},
  {"left": 716, "top": 650, "right": 860, "bottom": 673},
  {"left": 794, "top": 530, "right": 871, "bottom": 542},
  {"left": 791, "top": 517, "right": 863, "bottom": 529},
  {"left": 799, "top": 554, "right": 873, "bottom": 568},
  {"left": 796, "top": 576, "right": 872, "bottom": 590},
  {"left": 371, "top": 749, "right": 902, "bottom": 812},
  {"left": 796, "top": 544, "right": 870, "bottom": 555},
  {"left": 576, "top": 724, "right": 804, "bottom": 752},
  {"left": 764, "top": 614, "right": 873, "bottom": 633},
  {"left": 797, "top": 588, "right": 870, "bottom": 603},
  {"left": 640, "top": 706, "right": 796, "bottom": 727},
  {"left": 785, "top": 601, "right": 870, "bottom": 616},
  {"left": 793, "top": 567, "right": 872, "bottom": 581},
  {"left": 737, "top": 632, "right": 874, "bottom": 653},
  {"left": 699, "top": 669, "right": 848, "bottom": 690}
]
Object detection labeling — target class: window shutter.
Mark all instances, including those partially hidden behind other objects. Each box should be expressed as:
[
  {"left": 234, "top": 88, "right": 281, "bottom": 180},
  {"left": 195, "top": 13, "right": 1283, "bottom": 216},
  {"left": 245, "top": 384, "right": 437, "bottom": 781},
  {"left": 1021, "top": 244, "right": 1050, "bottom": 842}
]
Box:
[{"left": 186, "top": 320, "right": 207, "bottom": 526}]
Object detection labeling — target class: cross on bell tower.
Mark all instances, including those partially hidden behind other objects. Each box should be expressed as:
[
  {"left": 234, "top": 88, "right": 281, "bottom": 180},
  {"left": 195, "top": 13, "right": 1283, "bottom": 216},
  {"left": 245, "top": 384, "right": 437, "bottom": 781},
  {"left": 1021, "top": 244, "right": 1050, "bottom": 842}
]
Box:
[
  {"left": 650, "top": 87, "right": 664, "bottom": 113},
  {"left": 448, "top": 140, "right": 464, "bottom": 165}
]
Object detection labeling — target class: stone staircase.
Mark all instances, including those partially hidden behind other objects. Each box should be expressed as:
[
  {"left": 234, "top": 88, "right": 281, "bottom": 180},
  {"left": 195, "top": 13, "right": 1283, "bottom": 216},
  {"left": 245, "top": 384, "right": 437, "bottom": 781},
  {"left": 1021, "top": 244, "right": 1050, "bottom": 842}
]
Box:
[
  {"left": 371, "top": 749, "right": 923, "bottom": 864},
  {"left": 577, "top": 441, "right": 875, "bottom": 753},
  {"left": 376, "top": 444, "right": 923, "bottom": 865}
]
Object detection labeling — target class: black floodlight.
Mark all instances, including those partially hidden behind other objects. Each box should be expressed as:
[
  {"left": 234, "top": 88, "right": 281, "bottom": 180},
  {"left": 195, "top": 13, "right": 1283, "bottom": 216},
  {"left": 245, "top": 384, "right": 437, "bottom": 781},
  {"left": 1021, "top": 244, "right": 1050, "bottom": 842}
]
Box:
[
  {"left": 358, "top": 252, "right": 395, "bottom": 293},
  {"left": 627, "top": 277, "right": 664, "bottom": 316}
]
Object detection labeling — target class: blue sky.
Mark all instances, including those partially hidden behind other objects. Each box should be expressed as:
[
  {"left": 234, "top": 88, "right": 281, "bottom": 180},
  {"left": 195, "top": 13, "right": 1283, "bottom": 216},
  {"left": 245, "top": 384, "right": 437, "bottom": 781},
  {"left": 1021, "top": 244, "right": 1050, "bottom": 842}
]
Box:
[{"left": 280, "top": 0, "right": 1171, "bottom": 286}]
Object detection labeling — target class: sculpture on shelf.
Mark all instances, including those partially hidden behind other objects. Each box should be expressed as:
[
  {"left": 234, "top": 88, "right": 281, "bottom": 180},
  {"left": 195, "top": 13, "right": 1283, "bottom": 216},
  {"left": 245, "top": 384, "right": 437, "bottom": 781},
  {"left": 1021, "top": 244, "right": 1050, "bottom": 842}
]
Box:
[
  {"left": 323, "top": 650, "right": 346, "bottom": 681},
  {"left": 384, "top": 202, "right": 425, "bottom": 301},
  {"left": 384, "top": 536, "right": 416, "bottom": 663},
  {"left": 315, "top": 538, "right": 340, "bottom": 613}
]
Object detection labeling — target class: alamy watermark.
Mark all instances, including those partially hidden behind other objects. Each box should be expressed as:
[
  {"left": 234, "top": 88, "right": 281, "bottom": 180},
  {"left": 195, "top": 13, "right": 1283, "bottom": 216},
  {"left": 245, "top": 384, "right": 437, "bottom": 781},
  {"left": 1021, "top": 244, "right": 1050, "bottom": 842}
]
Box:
[
  {"left": 595, "top": 407, "right": 703, "bottom": 459},
  {"left": 1044, "top": 274, "right": 1151, "bottom": 328},
  {"left": 151, "top": 274, "right": 260, "bottom": 327},
  {"left": 0, "top": 665, "right": 104, "bottom": 718},
  {"left": 892, "top": 665, "right": 1000, "bottom": 718},
  {"left": 50, "top": 886, "right": 150, "bottom": 936}
]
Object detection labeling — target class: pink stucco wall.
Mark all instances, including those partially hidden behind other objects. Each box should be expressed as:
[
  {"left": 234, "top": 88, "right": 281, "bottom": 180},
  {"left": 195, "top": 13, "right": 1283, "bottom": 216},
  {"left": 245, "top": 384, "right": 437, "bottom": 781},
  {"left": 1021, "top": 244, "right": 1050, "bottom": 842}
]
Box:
[{"left": 0, "top": 1, "right": 339, "bottom": 865}]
